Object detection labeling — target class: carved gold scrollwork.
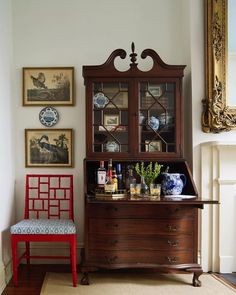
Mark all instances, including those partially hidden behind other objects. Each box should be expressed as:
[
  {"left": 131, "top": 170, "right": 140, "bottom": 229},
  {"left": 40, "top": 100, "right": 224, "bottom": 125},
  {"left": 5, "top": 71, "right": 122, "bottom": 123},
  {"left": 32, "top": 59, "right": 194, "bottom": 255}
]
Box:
[
  {"left": 212, "top": 12, "right": 222, "bottom": 61},
  {"left": 202, "top": 0, "right": 236, "bottom": 132}
]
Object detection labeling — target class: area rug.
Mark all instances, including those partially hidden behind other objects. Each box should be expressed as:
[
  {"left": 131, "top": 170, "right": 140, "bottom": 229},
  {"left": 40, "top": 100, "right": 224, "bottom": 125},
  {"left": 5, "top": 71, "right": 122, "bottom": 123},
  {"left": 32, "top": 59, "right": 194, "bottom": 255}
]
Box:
[
  {"left": 40, "top": 272, "right": 236, "bottom": 295},
  {"left": 214, "top": 273, "right": 236, "bottom": 289}
]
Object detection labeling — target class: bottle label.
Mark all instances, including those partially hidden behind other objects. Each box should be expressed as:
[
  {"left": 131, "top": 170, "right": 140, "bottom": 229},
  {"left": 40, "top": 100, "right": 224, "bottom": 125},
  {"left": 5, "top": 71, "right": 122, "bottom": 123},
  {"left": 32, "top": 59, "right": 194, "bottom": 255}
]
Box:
[
  {"left": 112, "top": 178, "right": 118, "bottom": 192},
  {"left": 104, "top": 183, "right": 115, "bottom": 193},
  {"left": 97, "top": 171, "right": 106, "bottom": 185}
]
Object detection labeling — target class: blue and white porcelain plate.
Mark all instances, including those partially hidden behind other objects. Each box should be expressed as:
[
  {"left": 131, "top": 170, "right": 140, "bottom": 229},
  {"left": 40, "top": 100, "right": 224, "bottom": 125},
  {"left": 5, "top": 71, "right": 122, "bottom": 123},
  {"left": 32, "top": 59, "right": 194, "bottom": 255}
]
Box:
[
  {"left": 39, "top": 107, "right": 59, "bottom": 127},
  {"left": 163, "top": 195, "right": 196, "bottom": 199},
  {"left": 93, "top": 92, "right": 109, "bottom": 108}
]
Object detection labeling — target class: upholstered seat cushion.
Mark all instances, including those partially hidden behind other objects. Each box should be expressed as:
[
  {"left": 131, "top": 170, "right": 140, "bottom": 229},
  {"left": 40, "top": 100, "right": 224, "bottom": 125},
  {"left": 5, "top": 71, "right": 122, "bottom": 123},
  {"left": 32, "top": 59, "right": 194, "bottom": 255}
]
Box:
[{"left": 10, "top": 219, "right": 76, "bottom": 235}]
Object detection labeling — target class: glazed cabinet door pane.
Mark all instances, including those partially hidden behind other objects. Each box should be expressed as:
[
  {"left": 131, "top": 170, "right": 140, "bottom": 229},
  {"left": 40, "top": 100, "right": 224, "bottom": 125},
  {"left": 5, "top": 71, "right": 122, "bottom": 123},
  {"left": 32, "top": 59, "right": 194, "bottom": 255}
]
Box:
[
  {"left": 83, "top": 44, "right": 185, "bottom": 159},
  {"left": 139, "top": 82, "right": 176, "bottom": 154},
  {"left": 93, "top": 82, "right": 129, "bottom": 154}
]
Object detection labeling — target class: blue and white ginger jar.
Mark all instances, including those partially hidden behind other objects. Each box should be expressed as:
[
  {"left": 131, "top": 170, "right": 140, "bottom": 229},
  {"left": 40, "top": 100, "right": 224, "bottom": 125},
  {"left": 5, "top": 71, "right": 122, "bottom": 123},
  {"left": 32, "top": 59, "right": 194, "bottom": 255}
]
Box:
[{"left": 147, "top": 116, "right": 159, "bottom": 131}]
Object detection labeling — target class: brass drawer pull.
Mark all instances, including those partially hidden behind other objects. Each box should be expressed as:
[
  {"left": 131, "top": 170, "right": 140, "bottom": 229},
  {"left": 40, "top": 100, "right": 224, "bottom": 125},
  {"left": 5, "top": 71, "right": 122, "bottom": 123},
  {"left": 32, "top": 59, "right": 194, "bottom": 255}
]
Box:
[
  {"left": 109, "top": 239, "right": 118, "bottom": 246},
  {"left": 166, "top": 207, "right": 180, "bottom": 215},
  {"left": 106, "top": 206, "right": 118, "bottom": 212},
  {"left": 106, "top": 223, "right": 119, "bottom": 229},
  {"left": 167, "top": 240, "right": 179, "bottom": 247},
  {"left": 166, "top": 256, "right": 178, "bottom": 263},
  {"left": 167, "top": 224, "right": 179, "bottom": 232},
  {"left": 105, "top": 255, "right": 118, "bottom": 264}
]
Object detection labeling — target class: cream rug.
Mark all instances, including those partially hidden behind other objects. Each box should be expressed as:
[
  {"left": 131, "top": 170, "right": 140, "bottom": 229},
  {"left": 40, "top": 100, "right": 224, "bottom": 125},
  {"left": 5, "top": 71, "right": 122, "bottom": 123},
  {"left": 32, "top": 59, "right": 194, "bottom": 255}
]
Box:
[{"left": 40, "top": 272, "right": 236, "bottom": 295}]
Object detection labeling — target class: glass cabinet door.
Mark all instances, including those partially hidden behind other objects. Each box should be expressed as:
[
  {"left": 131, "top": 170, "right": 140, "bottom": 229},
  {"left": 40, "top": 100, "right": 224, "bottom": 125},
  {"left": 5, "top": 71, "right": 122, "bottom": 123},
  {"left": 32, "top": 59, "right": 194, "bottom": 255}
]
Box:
[
  {"left": 92, "top": 82, "right": 129, "bottom": 153},
  {"left": 139, "top": 82, "right": 176, "bottom": 153}
]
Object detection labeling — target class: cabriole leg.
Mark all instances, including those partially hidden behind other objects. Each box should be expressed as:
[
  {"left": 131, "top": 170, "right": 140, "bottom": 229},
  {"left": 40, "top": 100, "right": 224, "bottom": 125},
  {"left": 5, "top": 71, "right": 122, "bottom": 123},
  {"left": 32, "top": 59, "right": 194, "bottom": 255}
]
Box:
[{"left": 192, "top": 270, "right": 203, "bottom": 287}]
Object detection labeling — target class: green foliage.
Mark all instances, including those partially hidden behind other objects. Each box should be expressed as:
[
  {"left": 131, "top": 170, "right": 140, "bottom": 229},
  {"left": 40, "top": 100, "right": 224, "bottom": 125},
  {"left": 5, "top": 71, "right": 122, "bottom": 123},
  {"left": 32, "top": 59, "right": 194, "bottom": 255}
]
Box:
[{"left": 135, "top": 162, "right": 163, "bottom": 187}]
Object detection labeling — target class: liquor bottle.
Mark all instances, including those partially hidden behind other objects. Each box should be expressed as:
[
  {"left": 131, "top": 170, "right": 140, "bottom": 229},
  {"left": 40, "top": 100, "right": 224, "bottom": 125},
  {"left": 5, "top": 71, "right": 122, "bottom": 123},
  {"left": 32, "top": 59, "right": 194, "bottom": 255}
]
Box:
[
  {"left": 125, "top": 165, "right": 136, "bottom": 192},
  {"left": 97, "top": 161, "right": 106, "bottom": 188},
  {"left": 116, "top": 163, "right": 123, "bottom": 191},
  {"left": 104, "top": 159, "right": 115, "bottom": 193},
  {"left": 112, "top": 168, "right": 118, "bottom": 192},
  {"left": 107, "top": 159, "right": 113, "bottom": 179}
]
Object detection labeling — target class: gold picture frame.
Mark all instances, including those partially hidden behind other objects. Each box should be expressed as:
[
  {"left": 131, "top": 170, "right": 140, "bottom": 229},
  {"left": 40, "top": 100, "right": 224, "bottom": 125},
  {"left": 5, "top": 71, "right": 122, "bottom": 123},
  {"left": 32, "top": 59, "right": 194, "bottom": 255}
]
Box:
[
  {"left": 25, "top": 129, "right": 73, "bottom": 167},
  {"left": 145, "top": 140, "right": 162, "bottom": 152},
  {"left": 202, "top": 0, "right": 236, "bottom": 132},
  {"left": 23, "top": 67, "right": 74, "bottom": 106}
]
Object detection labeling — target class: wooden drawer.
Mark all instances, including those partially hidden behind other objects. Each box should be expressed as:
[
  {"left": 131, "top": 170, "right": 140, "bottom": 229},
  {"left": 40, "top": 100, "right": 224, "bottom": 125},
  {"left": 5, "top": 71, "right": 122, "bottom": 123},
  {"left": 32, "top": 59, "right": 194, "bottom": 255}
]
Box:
[
  {"left": 89, "top": 218, "right": 193, "bottom": 234},
  {"left": 87, "top": 249, "right": 194, "bottom": 265},
  {"left": 88, "top": 234, "right": 193, "bottom": 250},
  {"left": 87, "top": 203, "right": 195, "bottom": 219}
]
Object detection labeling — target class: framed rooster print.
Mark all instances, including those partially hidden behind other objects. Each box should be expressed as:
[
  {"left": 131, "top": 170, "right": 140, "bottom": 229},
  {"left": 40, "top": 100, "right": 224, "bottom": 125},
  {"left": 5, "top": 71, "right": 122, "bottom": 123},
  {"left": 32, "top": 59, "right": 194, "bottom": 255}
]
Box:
[
  {"left": 23, "top": 67, "right": 74, "bottom": 106},
  {"left": 25, "top": 128, "right": 73, "bottom": 167}
]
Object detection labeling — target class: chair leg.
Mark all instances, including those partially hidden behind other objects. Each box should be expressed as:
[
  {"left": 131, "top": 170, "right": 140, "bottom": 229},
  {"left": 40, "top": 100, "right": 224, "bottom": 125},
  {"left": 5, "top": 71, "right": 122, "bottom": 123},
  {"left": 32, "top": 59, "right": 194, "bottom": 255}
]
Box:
[
  {"left": 25, "top": 242, "right": 30, "bottom": 265},
  {"left": 70, "top": 235, "right": 77, "bottom": 287},
  {"left": 11, "top": 235, "right": 18, "bottom": 287}
]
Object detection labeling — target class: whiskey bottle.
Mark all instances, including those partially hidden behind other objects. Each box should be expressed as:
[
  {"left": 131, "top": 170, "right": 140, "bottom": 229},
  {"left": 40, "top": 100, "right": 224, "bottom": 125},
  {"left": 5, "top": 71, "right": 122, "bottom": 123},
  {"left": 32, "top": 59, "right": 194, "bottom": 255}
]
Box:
[
  {"left": 104, "top": 159, "right": 115, "bottom": 193},
  {"left": 97, "top": 161, "right": 106, "bottom": 188},
  {"left": 112, "top": 168, "right": 118, "bottom": 192}
]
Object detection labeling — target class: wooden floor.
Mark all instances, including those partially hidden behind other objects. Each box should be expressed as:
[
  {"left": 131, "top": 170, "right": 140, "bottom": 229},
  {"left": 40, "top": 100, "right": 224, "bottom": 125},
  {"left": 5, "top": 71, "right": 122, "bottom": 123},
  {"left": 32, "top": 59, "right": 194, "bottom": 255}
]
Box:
[
  {"left": 2, "top": 264, "right": 72, "bottom": 295},
  {"left": 3, "top": 264, "right": 236, "bottom": 295}
]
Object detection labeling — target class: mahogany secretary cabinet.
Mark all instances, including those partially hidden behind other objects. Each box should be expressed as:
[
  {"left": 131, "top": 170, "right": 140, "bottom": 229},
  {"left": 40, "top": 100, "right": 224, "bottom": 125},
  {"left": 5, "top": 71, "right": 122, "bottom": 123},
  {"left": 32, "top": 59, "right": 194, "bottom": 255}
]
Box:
[{"left": 81, "top": 44, "right": 217, "bottom": 286}]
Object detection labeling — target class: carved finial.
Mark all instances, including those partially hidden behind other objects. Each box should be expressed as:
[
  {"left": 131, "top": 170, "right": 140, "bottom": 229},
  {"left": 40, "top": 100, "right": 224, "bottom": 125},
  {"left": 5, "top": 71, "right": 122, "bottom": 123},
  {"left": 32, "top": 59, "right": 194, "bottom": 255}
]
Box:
[
  {"left": 130, "top": 42, "right": 137, "bottom": 67},
  {"left": 131, "top": 42, "right": 135, "bottom": 53}
]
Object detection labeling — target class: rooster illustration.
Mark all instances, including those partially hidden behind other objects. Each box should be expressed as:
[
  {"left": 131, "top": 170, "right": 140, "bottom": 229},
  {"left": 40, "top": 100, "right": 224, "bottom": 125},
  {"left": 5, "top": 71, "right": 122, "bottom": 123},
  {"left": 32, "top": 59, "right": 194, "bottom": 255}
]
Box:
[{"left": 30, "top": 72, "right": 47, "bottom": 89}]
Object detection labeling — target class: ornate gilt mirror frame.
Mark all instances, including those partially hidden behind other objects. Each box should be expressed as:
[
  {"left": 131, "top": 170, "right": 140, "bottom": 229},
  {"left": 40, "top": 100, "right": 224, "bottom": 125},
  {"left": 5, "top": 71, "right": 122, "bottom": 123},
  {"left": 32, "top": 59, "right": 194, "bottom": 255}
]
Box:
[{"left": 202, "top": 0, "right": 236, "bottom": 132}]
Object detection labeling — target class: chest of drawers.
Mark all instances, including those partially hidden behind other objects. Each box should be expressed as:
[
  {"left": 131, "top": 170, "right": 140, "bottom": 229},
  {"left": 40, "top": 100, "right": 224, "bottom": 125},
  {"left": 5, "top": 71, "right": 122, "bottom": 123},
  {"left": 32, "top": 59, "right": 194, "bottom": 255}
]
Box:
[{"left": 81, "top": 199, "right": 209, "bottom": 286}]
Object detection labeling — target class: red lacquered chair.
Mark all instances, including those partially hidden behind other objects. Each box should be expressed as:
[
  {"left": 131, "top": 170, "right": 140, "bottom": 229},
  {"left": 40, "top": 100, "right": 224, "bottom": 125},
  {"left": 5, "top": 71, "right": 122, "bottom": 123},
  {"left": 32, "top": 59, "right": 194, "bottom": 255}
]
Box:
[{"left": 10, "top": 174, "right": 77, "bottom": 287}]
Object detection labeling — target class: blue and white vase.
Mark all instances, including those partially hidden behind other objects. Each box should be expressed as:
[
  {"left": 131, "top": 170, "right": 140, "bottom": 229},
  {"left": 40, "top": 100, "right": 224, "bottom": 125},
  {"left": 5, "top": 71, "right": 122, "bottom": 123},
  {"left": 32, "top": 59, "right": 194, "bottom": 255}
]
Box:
[
  {"left": 147, "top": 116, "right": 159, "bottom": 131},
  {"left": 161, "top": 173, "right": 187, "bottom": 195}
]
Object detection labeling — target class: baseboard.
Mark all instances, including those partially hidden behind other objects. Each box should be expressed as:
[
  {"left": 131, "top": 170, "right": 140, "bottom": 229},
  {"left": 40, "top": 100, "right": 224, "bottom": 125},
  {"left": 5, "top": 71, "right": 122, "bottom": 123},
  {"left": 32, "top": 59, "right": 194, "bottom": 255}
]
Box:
[
  {"left": 0, "top": 257, "right": 13, "bottom": 294},
  {"left": 220, "top": 256, "right": 234, "bottom": 273},
  {"left": 0, "top": 262, "right": 6, "bottom": 294}
]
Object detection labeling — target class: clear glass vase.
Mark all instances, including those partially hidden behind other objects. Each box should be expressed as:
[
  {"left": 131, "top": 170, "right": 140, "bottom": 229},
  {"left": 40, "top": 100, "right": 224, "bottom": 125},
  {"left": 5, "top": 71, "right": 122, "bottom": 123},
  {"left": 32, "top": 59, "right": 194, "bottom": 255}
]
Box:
[{"left": 140, "top": 176, "right": 149, "bottom": 196}]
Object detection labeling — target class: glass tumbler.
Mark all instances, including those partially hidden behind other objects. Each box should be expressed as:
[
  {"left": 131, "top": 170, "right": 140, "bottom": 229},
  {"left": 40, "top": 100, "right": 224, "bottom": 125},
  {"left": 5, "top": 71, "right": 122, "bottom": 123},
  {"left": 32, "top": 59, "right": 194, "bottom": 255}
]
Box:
[{"left": 149, "top": 183, "right": 161, "bottom": 199}]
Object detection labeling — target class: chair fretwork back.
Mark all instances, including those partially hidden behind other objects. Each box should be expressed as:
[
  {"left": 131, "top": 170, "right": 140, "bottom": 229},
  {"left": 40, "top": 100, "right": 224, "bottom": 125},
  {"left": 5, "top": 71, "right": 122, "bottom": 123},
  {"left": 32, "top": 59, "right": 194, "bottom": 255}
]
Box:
[{"left": 24, "top": 174, "right": 74, "bottom": 220}]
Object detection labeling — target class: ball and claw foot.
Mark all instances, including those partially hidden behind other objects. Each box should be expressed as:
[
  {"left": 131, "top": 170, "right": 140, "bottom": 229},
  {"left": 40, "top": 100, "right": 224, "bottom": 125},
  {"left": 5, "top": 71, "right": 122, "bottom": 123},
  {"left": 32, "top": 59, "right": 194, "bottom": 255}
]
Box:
[{"left": 192, "top": 272, "right": 202, "bottom": 287}]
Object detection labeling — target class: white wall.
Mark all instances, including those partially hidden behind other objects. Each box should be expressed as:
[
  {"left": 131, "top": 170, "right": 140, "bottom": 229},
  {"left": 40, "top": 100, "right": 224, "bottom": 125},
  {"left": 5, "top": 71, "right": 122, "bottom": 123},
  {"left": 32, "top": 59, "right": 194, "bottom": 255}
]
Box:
[
  {"left": 0, "top": 0, "right": 15, "bottom": 292},
  {"left": 11, "top": 0, "right": 192, "bottom": 251}
]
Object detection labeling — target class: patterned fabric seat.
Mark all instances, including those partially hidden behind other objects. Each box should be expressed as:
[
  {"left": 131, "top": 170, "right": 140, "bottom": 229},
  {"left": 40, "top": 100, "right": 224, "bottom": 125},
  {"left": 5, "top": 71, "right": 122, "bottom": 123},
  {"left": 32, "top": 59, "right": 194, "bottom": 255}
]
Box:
[{"left": 10, "top": 219, "right": 76, "bottom": 235}]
